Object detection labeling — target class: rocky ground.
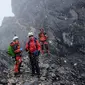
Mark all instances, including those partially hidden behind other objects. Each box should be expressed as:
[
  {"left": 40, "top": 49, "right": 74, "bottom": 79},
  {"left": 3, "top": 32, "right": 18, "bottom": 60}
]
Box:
[
  {"left": 0, "top": 51, "right": 84, "bottom": 85},
  {"left": 0, "top": 0, "right": 85, "bottom": 85}
]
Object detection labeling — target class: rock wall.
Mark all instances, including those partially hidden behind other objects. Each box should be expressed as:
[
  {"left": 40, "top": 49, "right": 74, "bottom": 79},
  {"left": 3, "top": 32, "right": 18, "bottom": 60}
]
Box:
[
  {"left": 0, "top": 17, "right": 28, "bottom": 50},
  {"left": 11, "top": 0, "right": 85, "bottom": 54},
  {"left": 0, "top": 0, "right": 85, "bottom": 84}
]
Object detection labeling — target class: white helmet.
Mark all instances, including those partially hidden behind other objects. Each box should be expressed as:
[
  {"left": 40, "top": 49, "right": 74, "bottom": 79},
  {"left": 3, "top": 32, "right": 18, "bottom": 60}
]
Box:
[
  {"left": 28, "top": 32, "right": 33, "bottom": 37},
  {"left": 13, "top": 36, "right": 19, "bottom": 41}
]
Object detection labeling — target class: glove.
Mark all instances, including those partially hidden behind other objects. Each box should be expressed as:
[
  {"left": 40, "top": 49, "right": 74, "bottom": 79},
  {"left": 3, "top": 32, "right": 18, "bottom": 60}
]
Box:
[
  {"left": 20, "top": 48, "right": 23, "bottom": 51},
  {"left": 33, "top": 50, "right": 39, "bottom": 56}
]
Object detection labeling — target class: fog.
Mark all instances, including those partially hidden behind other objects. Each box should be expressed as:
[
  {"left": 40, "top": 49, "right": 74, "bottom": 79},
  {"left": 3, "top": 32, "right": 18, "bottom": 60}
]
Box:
[{"left": 0, "top": 0, "right": 14, "bottom": 26}]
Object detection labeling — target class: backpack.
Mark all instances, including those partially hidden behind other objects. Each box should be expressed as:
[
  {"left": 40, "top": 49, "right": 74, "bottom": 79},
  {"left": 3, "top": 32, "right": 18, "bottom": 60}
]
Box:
[{"left": 7, "top": 45, "right": 16, "bottom": 57}]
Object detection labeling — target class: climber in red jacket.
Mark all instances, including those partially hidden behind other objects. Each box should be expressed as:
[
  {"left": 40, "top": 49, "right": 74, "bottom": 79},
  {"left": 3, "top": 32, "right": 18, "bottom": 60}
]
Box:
[
  {"left": 39, "top": 28, "right": 49, "bottom": 54},
  {"left": 25, "top": 32, "right": 41, "bottom": 77},
  {"left": 10, "top": 35, "right": 22, "bottom": 76}
]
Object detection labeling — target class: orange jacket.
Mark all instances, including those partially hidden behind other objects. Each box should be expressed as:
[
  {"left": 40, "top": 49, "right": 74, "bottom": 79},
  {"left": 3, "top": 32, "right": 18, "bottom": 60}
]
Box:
[
  {"left": 10, "top": 41, "right": 21, "bottom": 54},
  {"left": 25, "top": 37, "right": 41, "bottom": 53},
  {"left": 39, "top": 32, "right": 48, "bottom": 41}
]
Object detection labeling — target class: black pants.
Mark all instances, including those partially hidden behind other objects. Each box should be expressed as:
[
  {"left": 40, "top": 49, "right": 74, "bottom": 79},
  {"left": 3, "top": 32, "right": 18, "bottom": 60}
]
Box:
[{"left": 29, "top": 53, "right": 40, "bottom": 75}]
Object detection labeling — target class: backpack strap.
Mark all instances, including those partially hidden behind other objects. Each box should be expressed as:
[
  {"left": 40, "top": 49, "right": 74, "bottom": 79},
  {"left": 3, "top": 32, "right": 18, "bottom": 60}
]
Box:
[{"left": 34, "top": 37, "right": 37, "bottom": 43}]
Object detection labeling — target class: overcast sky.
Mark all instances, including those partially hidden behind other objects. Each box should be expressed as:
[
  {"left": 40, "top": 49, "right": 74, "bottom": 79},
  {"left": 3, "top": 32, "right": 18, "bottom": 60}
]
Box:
[{"left": 0, "top": 0, "right": 14, "bottom": 26}]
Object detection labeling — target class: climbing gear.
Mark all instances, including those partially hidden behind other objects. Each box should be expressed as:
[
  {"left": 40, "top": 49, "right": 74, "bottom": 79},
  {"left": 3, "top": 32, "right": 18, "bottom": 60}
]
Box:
[
  {"left": 13, "top": 36, "right": 19, "bottom": 41},
  {"left": 9, "top": 39, "right": 22, "bottom": 75},
  {"left": 25, "top": 37, "right": 41, "bottom": 53},
  {"left": 25, "top": 36, "right": 41, "bottom": 77},
  {"left": 28, "top": 37, "right": 37, "bottom": 46},
  {"left": 20, "top": 48, "right": 23, "bottom": 51},
  {"left": 39, "top": 30, "right": 49, "bottom": 54},
  {"left": 10, "top": 41, "right": 21, "bottom": 54},
  {"left": 28, "top": 32, "right": 33, "bottom": 37},
  {"left": 7, "top": 45, "right": 15, "bottom": 57}
]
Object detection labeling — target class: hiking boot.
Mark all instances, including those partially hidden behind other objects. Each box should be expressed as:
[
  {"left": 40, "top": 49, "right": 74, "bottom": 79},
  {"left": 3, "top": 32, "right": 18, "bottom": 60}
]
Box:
[
  {"left": 14, "top": 72, "right": 20, "bottom": 77},
  {"left": 18, "top": 71, "right": 23, "bottom": 74},
  {"left": 12, "top": 83, "right": 16, "bottom": 85}
]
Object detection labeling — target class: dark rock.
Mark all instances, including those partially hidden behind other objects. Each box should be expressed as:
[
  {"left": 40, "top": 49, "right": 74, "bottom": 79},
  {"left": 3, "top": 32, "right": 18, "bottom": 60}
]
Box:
[
  {"left": 0, "top": 0, "right": 85, "bottom": 85},
  {"left": 0, "top": 17, "right": 28, "bottom": 50},
  {"left": 24, "top": 81, "right": 38, "bottom": 85}
]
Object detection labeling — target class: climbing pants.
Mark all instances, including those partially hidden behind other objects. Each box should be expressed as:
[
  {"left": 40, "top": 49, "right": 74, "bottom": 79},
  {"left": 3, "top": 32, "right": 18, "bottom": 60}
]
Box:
[
  {"left": 40, "top": 41, "right": 49, "bottom": 51},
  {"left": 14, "top": 56, "right": 22, "bottom": 73},
  {"left": 29, "top": 53, "right": 40, "bottom": 75}
]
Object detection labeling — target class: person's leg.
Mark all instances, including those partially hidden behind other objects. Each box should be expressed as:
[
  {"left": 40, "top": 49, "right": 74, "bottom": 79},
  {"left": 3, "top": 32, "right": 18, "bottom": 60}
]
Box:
[
  {"left": 40, "top": 41, "right": 44, "bottom": 54},
  {"left": 29, "top": 54, "right": 35, "bottom": 75},
  {"left": 15, "top": 56, "right": 22, "bottom": 73},
  {"left": 14, "top": 62, "right": 19, "bottom": 73},
  {"left": 34, "top": 56, "right": 40, "bottom": 76},
  {"left": 44, "top": 41, "right": 49, "bottom": 53},
  {"left": 18, "top": 60, "right": 22, "bottom": 73},
  {"left": 14, "top": 61, "right": 20, "bottom": 77}
]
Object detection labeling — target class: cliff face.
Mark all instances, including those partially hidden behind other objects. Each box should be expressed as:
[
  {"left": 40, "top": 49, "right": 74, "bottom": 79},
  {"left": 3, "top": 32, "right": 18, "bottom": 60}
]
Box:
[
  {"left": 0, "top": 17, "right": 28, "bottom": 50},
  {"left": 11, "top": 0, "right": 85, "bottom": 84},
  {"left": 0, "top": 50, "right": 12, "bottom": 84},
  {"left": 0, "top": 0, "right": 85, "bottom": 51},
  {"left": 0, "top": 0, "right": 85, "bottom": 84},
  {"left": 11, "top": 0, "right": 85, "bottom": 54}
]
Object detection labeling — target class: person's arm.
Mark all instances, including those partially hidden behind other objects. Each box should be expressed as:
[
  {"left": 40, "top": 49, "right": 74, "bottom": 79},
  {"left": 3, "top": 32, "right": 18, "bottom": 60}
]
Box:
[
  {"left": 36, "top": 40, "right": 41, "bottom": 51},
  {"left": 25, "top": 42, "right": 29, "bottom": 51},
  {"left": 13, "top": 44, "right": 21, "bottom": 53}
]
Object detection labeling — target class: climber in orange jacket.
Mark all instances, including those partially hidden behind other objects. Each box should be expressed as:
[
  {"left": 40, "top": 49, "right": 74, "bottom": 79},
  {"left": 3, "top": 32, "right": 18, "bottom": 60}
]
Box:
[
  {"left": 25, "top": 32, "right": 41, "bottom": 77},
  {"left": 10, "top": 35, "right": 22, "bottom": 76},
  {"left": 39, "top": 28, "right": 49, "bottom": 54}
]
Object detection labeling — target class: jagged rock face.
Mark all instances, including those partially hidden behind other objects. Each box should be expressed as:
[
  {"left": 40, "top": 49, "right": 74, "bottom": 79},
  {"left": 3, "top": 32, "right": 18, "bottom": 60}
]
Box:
[
  {"left": 11, "top": 0, "right": 78, "bottom": 26},
  {"left": 0, "top": 50, "right": 11, "bottom": 83},
  {"left": 0, "top": 17, "right": 28, "bottom": 49},
  {"left": 10, "top": 0, "right": 85, "bottom": 85},
  {"left": 11, "top": 0, "right": 85, "bottom": 54},
  {"left": 0, "top": 0, "right": 85, "bottom": 84}
]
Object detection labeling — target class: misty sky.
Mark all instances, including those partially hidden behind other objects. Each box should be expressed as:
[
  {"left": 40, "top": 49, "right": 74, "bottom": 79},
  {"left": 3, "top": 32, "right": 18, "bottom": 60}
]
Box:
[{"left": 0, "top": 0, "right": 14, "bottom": 26}]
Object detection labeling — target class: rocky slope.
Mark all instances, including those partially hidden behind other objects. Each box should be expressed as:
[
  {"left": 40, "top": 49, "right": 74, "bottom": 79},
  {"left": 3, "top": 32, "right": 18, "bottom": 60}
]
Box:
[
  {"left": 11, "top": 0, "right": 85, "bottom": 84},
  {"left": 0, "top": 0, "right": 85, "bottom": 85},
  {"left": 11, "top": 0, "right": 85, "bottom": 54},
  {"left": 0, "top": 50, "right": 12, "bottom": 84},
  {"left": 6, "top": 53, "right": 85, "bottom": 85}
]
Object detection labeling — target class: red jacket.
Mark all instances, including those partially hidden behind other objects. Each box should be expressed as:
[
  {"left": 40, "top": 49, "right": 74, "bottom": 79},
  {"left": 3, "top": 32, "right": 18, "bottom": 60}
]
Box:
[
  {"left": 39, "top": 32, "right": 48, "bottom": 42},
  {"left": 10, "top": 41, "right": 21, "bottom": 54},
  {"left": 25, "top": 37, "right": 41, "bottom": 53}
]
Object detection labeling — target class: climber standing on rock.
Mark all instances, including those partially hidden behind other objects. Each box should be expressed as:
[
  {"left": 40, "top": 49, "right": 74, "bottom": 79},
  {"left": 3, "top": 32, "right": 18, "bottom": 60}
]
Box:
[
  {"left": 8, "top": 35, "right": 22, "bottom": 76},
  {"left": 25, "top": 32, "right": 41, "bottom": 77},
  {"left": 38, "top": 28, "right": 49, "bottom": 54}
]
